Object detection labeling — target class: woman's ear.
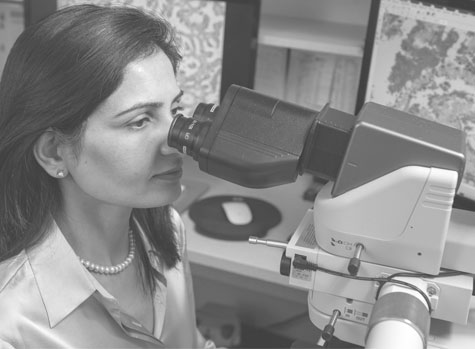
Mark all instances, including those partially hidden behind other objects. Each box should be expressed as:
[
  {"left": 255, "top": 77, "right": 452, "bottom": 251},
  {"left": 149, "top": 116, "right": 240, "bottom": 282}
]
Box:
[{"left": 34, "top": 129, "right": 68, "bottom": 178}]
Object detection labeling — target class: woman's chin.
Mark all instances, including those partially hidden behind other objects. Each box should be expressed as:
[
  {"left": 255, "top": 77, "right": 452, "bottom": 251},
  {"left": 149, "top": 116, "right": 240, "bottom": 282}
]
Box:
[{"left": 137, "top": 182, "right": 183, "bottom": 208}]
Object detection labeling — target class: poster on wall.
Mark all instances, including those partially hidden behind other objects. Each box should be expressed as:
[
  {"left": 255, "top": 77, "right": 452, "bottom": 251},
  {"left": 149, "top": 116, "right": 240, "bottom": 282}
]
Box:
[
  {"left": 357, "top": 0, "right": 475, "bottom": 200},
  {"left": 0, "top": 0, "right": 24, "bottom": 78},
  {"left": 58, "top": 0, "right": 226, "bottom": 116}
]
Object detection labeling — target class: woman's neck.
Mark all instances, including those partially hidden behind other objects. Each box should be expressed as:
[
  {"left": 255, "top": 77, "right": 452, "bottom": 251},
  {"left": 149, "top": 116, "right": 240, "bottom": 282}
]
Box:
[{"left": 55, "top": 200, "right": 133, "bottom": 267}]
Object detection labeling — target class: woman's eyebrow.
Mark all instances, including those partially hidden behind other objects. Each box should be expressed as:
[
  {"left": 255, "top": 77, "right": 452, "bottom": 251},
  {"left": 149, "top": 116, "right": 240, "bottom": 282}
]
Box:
[
  {"left": 114, "top": 90, "right": 184, "bottom": 118},
  {"left": 114, "top": 102, "right": 161, "bottom": 118}
]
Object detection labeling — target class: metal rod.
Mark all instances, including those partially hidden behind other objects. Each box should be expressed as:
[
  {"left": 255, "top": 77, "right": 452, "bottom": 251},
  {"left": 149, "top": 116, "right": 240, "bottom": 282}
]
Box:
[
  {"left": 248, "top": 236, "right": 288, "bottom": 249},
  {"left": 329, "top": 309, "right": 341, "bottom": 327},
  {"left": 354, "top": 243, "right": 364, "bottom": 259}
]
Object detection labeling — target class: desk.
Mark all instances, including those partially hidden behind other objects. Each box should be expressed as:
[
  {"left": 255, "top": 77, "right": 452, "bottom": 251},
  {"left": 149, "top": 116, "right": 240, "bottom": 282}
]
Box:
[
  {"left": 177, "top": 158, "right": 319, "bottom": 341},
  {"left": 179, "top": 158, "right": 314, "bottom": 285}
]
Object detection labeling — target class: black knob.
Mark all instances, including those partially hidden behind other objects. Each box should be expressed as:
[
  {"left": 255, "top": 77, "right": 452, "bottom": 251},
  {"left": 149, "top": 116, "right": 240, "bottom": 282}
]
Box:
[
  {"left": 280, "top": 253, "right": 292, "bottom": 276},
  {"left": 347, "top": 243, "right": 364, "bottom": 276},
  {"left": 348, "top": 257, "right": 361, "bottom": 276},
  {"left": 322, "top": 324, "right": 335, "bottom": 341}
]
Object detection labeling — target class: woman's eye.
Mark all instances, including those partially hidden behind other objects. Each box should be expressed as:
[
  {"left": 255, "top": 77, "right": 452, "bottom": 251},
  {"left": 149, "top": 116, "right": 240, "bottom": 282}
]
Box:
[{"left": 128, "top": 116, "right": 150, "bottom": 129}]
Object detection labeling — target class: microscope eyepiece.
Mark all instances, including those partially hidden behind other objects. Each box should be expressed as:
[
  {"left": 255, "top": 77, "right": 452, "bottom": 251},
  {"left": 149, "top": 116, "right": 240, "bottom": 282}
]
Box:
[
  {"left": 193, "top": 103, "right": 219, "bottom": 123},
  {"left": 168, "top": 103, "right": 218, "bottom": 159},
  {"left": 167, "top": 85, "right": 353, "bottom": 188}
]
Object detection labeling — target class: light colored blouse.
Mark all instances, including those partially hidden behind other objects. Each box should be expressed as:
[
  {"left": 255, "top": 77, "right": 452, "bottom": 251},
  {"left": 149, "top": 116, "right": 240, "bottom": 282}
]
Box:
[{"left": 0, "top": 210, "right": 213, "bottom": 348}]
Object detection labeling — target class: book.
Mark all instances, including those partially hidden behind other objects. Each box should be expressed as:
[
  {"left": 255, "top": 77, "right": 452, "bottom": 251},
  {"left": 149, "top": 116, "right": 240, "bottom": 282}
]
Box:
[
  {"left": 285, "top": 49, "right": 336, "bottom": 111},
  {"left": 330, "top": 55, "right": 362, "bottom": 114},
  {"left": 254, "top": 44, "right": 288, "bottom": 99}
]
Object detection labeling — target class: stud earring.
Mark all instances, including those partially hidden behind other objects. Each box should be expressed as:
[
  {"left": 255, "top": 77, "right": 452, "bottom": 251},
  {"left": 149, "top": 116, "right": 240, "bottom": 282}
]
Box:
[{"left": 56, "top": 169, "right": 66, "bottom": 178}]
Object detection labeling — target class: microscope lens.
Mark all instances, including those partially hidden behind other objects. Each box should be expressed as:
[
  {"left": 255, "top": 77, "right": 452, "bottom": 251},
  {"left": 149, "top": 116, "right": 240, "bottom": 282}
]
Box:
[{"left": 168, "top": 113, "right": 211, "bottom": 159}]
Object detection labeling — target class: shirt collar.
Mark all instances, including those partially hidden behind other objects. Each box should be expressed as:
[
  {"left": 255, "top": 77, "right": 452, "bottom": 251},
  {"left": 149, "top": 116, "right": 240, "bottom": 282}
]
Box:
[
  {"left": 26, "top": 221, "right": 97, "bottom": 328},
  {"left": 26, "top": 219, "right": 168, "bottom": 329}
]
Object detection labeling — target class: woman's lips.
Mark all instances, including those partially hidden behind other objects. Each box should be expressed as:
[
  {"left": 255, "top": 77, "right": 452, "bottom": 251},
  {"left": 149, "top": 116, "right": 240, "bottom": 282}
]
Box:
[{"left": 152, "top": 167, "right": 183, "bottom": 181}]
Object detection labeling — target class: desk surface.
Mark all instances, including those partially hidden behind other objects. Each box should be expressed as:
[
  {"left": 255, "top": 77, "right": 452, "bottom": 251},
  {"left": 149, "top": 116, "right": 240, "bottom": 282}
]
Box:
[{"left": 177, "top": 158, "right": 314, "bottom": 287}]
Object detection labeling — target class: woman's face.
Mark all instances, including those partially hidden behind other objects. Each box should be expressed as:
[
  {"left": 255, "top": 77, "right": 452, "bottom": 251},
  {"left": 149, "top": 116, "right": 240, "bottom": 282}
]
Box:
[{"left": 61, "top": 51, "right": 184, "bottom": 208}]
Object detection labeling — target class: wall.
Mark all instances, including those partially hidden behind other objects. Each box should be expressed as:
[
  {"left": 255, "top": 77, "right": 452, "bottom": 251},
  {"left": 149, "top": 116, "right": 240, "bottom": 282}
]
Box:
[{"left": 261, "top": 0, "right": 372, "bottom": 26}]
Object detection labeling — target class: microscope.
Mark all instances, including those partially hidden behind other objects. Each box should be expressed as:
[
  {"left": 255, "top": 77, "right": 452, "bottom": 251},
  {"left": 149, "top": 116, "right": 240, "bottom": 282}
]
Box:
[{"left": 168, "top": 85, "right": 475, "bottom": 348}]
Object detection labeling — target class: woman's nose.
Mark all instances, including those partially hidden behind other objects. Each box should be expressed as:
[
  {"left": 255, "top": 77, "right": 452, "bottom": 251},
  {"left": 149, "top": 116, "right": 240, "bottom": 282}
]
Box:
[{"left": 161, "top": 140, "right": 182, "bottom": 156}]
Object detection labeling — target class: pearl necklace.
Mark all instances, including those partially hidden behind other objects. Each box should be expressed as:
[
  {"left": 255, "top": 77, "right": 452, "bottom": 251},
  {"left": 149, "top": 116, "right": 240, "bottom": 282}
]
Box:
[{"left": 79, "top": 229, "right": 136, "bottom": 275}]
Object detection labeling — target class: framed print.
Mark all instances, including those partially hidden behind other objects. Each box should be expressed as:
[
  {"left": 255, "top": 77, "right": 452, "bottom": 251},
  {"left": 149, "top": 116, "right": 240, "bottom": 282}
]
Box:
[
  {"left": 356, "top": 0, "right": 475, "bottom": 200},
  {"left": 56, "top": 0, "right": 260, "bottom": 115}
]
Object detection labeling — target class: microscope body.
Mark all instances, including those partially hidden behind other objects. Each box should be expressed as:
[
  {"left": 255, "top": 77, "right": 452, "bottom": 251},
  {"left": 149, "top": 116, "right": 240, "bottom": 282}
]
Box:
[
  {"left": 284, "top": 175, "right": 474, "bottom": 347},
  {"left": 168, "top": 85, "right": 475, "bottom": 348}
]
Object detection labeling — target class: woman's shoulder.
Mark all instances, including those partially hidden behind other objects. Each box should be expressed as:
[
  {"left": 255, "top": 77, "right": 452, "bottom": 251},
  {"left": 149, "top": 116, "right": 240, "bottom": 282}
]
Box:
[
  {"left": 0, "top": 251, "right": 29, "bottom": 294},
  {"left": 0, "top": 251, "right": 34, "bottom": 325}
]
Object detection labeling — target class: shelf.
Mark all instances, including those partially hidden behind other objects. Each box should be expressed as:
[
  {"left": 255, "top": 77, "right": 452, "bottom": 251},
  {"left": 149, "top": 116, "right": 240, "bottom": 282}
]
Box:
[{"left": 258, "top": 14, "right": 366, "bottom": 57}]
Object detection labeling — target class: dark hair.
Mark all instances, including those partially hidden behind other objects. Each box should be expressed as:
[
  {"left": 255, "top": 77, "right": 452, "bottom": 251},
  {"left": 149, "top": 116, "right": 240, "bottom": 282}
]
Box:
[{"left": 0, "top": 5, "right": 183, "bottom": 288}]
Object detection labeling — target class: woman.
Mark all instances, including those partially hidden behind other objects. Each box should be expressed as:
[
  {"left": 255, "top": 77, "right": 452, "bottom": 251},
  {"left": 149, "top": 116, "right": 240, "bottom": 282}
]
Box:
[{"left": 0, "top": 4, "right": 213, "bottom": 348}]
